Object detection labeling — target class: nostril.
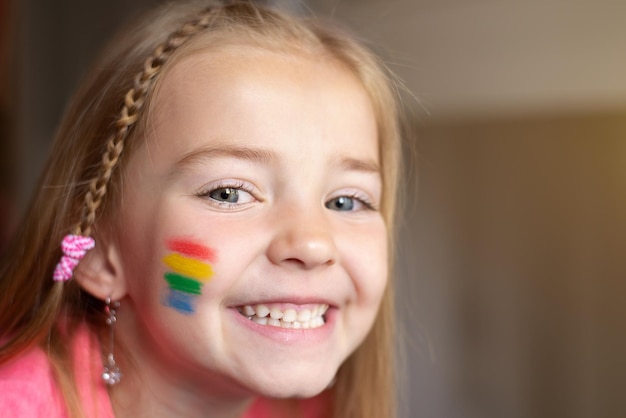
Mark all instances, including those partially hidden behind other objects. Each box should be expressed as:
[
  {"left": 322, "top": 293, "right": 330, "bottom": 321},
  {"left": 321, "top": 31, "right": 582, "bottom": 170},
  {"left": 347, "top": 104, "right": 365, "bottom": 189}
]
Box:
[
  {"left": 282, "top": 257, "right": 306, "bottom": 267},
  {"left": 281, "top": 256, "right": 334, "bottom": 269},
  {"left": 267, "top": 226, "right": 338, "bottom": 269},
  {"left": 269, "top": 241, "right": 336, "bottom": 269}
]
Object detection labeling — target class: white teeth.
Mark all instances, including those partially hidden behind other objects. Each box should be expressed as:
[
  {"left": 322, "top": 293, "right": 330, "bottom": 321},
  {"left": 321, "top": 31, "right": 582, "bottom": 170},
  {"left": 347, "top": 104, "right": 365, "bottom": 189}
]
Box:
[
  {"left": 253, "top": 316, "right": 268, "bottom": 325},
  {"left": 283, "top": 309, "right": 297, "bottom": 322},
  {"left": 269, "top": 308, "right": 283, "bottom": 319},
  {"left": 256, "top": 304, "right": 270, "bottom": 318},
  {"left": 297, "top": 309, "right": 311, "bottom": 322},
  {"left": 239, "top": 303, "right": 329, "bottom": 329},
  {"left": 267, "top": 318, "right": 281, "bottom": 327}
]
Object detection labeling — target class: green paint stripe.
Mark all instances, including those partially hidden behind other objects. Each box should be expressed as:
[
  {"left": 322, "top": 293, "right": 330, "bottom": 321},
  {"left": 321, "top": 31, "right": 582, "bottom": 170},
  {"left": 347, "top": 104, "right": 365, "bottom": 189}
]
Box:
[{"left": 164, "top": 272, "right": 203, "bottom": 295}]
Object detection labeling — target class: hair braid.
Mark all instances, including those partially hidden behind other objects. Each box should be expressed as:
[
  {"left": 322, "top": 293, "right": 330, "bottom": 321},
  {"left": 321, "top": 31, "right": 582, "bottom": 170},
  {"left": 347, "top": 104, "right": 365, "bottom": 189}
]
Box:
[{"left": 74, "top": 9, "right": 216, "bottom": 237}]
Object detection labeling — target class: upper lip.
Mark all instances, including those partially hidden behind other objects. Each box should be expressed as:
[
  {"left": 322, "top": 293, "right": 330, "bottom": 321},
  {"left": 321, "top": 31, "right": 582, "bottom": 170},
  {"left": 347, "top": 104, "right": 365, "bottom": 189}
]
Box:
[{"left": 227, "top": 296, "right": 338, "bottom": 309}]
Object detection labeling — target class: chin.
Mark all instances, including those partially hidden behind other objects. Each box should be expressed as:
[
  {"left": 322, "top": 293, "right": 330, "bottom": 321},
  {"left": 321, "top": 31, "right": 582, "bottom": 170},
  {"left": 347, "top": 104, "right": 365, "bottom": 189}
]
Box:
[
  {"left": 239, "top": 364, "right": 337, "bottom": 399},
  {"left": 257, "top": 380, "right": 333, "bottom": 399}
]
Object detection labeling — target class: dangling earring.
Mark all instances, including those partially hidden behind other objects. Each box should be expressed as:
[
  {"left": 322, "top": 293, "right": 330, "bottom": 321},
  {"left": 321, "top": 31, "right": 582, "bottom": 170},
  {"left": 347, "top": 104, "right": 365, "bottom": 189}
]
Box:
[{"left": 101, "top": 296, "right": 122, "bottom": 386}]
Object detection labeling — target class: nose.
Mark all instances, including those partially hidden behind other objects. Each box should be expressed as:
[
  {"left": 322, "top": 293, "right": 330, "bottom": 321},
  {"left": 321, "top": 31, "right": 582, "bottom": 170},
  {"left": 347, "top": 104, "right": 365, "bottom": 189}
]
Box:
[{"left": 267, "top": 208, "right": 337, "bottom": 270}]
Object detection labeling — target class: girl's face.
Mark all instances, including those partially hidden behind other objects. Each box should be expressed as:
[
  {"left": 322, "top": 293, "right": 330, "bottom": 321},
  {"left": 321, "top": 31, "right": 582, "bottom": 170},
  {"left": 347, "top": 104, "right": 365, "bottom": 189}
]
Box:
[{"left": 114, "top": 46, "right": 387, "bottom": 398}]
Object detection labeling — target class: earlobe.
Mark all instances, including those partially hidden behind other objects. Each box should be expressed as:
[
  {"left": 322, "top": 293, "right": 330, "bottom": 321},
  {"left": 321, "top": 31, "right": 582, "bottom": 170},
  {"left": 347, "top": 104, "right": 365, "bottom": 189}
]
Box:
[{"left": 73, "top": 235, "right": 127, "bottom": 301}]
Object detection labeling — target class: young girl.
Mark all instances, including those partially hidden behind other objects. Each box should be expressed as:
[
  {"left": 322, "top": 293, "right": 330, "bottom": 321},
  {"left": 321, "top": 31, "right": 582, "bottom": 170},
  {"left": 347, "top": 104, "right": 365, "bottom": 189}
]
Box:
[{"left": 0, "top": 1, "right": 402, "bottom": 417}]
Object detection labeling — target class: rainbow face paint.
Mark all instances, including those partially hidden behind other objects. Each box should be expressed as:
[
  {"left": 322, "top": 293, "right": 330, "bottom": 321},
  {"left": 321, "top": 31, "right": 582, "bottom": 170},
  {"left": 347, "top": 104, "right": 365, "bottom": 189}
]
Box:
[{"left": 162, "top": 238, "right": 216, "bottom": 314}]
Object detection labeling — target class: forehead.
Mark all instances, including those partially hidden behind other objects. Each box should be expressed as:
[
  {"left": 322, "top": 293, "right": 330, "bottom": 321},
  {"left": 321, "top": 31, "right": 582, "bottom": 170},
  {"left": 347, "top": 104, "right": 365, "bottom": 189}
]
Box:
[
  {"left": 143, "top": 46, "right": 379, "bottom": 160},
  {"left": 155, "top": 44, "right": 371, "bottom": 112}
]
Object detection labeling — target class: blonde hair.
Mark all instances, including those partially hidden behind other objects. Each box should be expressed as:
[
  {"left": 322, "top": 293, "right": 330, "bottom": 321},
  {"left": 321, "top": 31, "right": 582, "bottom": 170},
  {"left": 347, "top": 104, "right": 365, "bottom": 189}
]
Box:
[{"left": 0, "top": 2, "right": 402, "bottom": 417}]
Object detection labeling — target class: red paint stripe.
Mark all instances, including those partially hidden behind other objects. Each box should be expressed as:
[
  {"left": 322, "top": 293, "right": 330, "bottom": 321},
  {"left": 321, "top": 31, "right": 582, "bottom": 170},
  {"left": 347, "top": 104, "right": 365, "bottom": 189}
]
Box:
[{"left": 166, "top": 239, "right": 216, "bottom": 262}]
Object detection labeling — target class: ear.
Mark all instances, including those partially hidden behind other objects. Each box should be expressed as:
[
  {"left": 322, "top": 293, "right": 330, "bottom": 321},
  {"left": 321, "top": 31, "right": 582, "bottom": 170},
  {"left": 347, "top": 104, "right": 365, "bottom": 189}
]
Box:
[{"left": 73, "top": 234, "right": 127, "bottom": 301}]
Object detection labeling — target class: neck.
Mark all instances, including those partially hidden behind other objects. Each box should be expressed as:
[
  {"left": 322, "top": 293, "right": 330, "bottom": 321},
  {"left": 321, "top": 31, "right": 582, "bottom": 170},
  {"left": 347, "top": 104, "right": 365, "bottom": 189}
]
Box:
[
  {"left": 108, "top": 343, "right": 254, "bottom": 418},
  {"left": 110, "top": 378, "right": 252, "bottom": 418},
  {"left": 109, "top": 304, "right": 254, "bottom": 418}
]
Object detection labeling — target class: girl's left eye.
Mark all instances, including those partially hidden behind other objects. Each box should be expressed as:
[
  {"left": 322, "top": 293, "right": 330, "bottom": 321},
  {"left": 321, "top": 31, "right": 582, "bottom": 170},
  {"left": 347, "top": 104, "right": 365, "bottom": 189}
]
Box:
[
  {"left": 325, "top": 195, "right": 374, "bottom": 212},
  {"left": 209, "top": 187, "right": 241, "bottom": 203}
]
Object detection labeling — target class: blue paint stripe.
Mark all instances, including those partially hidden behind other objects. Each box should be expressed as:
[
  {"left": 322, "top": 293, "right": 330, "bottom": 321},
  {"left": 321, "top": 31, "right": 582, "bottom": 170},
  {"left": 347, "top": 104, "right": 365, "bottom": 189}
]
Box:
[{"left": 164, "top": 289, "right": 196, "bottom": 314}]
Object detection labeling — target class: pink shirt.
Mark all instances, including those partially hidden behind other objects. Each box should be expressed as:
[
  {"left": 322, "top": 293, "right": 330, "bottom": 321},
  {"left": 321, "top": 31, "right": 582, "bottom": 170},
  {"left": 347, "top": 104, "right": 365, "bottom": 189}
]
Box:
[
  {"left": 0, "top": 326, "right": 330, "bottom": 417},
  {"left": 0, "top": 325, "right": 114, "bottom": 417}
]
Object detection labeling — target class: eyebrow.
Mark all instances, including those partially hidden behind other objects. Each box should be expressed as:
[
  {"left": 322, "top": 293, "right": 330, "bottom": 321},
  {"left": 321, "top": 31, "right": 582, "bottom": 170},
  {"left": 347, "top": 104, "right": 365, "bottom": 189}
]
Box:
[
  {"left": 171, "top": 143, "right": 380, "bottom": 175},
  {"left": 173, "top": 144, "right": 277, "bottom": 171},
  {"left": 332, "top": 155, "right": 381, "bottom": 174}
]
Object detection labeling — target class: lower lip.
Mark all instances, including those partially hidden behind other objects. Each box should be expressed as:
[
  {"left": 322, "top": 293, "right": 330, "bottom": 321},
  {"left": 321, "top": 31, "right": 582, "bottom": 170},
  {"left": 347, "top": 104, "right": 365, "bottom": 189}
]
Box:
[{"left": 229, "top": 307, "right": 337, "bottom": 344}]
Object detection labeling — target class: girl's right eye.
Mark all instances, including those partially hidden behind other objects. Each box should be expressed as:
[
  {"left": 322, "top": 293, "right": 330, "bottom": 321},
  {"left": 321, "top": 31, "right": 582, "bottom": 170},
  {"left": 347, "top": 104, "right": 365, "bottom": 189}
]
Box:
[{"left": 196, "top": 182, "right": 256, "bottom": 208}]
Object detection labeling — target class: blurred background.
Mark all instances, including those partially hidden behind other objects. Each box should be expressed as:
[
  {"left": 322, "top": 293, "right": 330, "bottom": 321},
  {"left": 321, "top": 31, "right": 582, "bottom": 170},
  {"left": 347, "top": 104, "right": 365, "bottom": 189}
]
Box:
[{"left": 2, "top": 0, "right": 626, "bottom": 417}]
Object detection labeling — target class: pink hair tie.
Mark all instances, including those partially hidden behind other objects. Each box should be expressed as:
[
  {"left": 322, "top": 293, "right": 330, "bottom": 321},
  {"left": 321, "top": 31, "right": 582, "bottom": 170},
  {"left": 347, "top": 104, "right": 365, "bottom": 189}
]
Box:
[{"left": 53, "top": 234, "right": 96, "bottom": 281}]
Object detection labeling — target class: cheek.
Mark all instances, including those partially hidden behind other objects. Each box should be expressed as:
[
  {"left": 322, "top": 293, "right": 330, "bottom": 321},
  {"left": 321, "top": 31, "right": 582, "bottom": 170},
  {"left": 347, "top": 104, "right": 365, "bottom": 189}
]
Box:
[
  {"left": 344, "top": 222, "right": 389, "bottom": 305},
  {"left": 160, "top": 238, "right": 219, "bottom": 315},
  {"left": 361, "top": 247, "right": 388, "bottom": 308}
]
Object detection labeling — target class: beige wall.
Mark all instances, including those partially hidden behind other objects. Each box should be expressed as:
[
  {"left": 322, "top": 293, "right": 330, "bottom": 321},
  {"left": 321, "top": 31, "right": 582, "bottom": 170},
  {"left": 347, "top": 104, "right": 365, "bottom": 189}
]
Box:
[{"left": 399, "top": 113, "right": 626, "bottom": 417}]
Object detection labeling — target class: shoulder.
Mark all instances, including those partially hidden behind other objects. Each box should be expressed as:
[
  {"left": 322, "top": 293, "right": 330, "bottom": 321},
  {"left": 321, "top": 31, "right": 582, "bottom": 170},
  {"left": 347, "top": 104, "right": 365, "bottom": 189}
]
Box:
[{"left": 0, "top": 345, "right": 66, "bottom": 417}]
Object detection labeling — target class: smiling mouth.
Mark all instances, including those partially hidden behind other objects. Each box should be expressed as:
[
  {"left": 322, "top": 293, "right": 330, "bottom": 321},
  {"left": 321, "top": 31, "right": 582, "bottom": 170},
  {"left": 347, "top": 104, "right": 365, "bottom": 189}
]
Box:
[{"left": 237, "top": 303, "right": 329, "bottom": 329}]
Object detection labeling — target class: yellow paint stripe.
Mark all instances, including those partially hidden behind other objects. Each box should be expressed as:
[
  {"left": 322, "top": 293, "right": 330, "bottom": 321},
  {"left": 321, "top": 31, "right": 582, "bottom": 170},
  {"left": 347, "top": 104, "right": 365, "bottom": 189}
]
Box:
[{"left": 163, "top": 253, "right": 213, "bottom": 281}]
